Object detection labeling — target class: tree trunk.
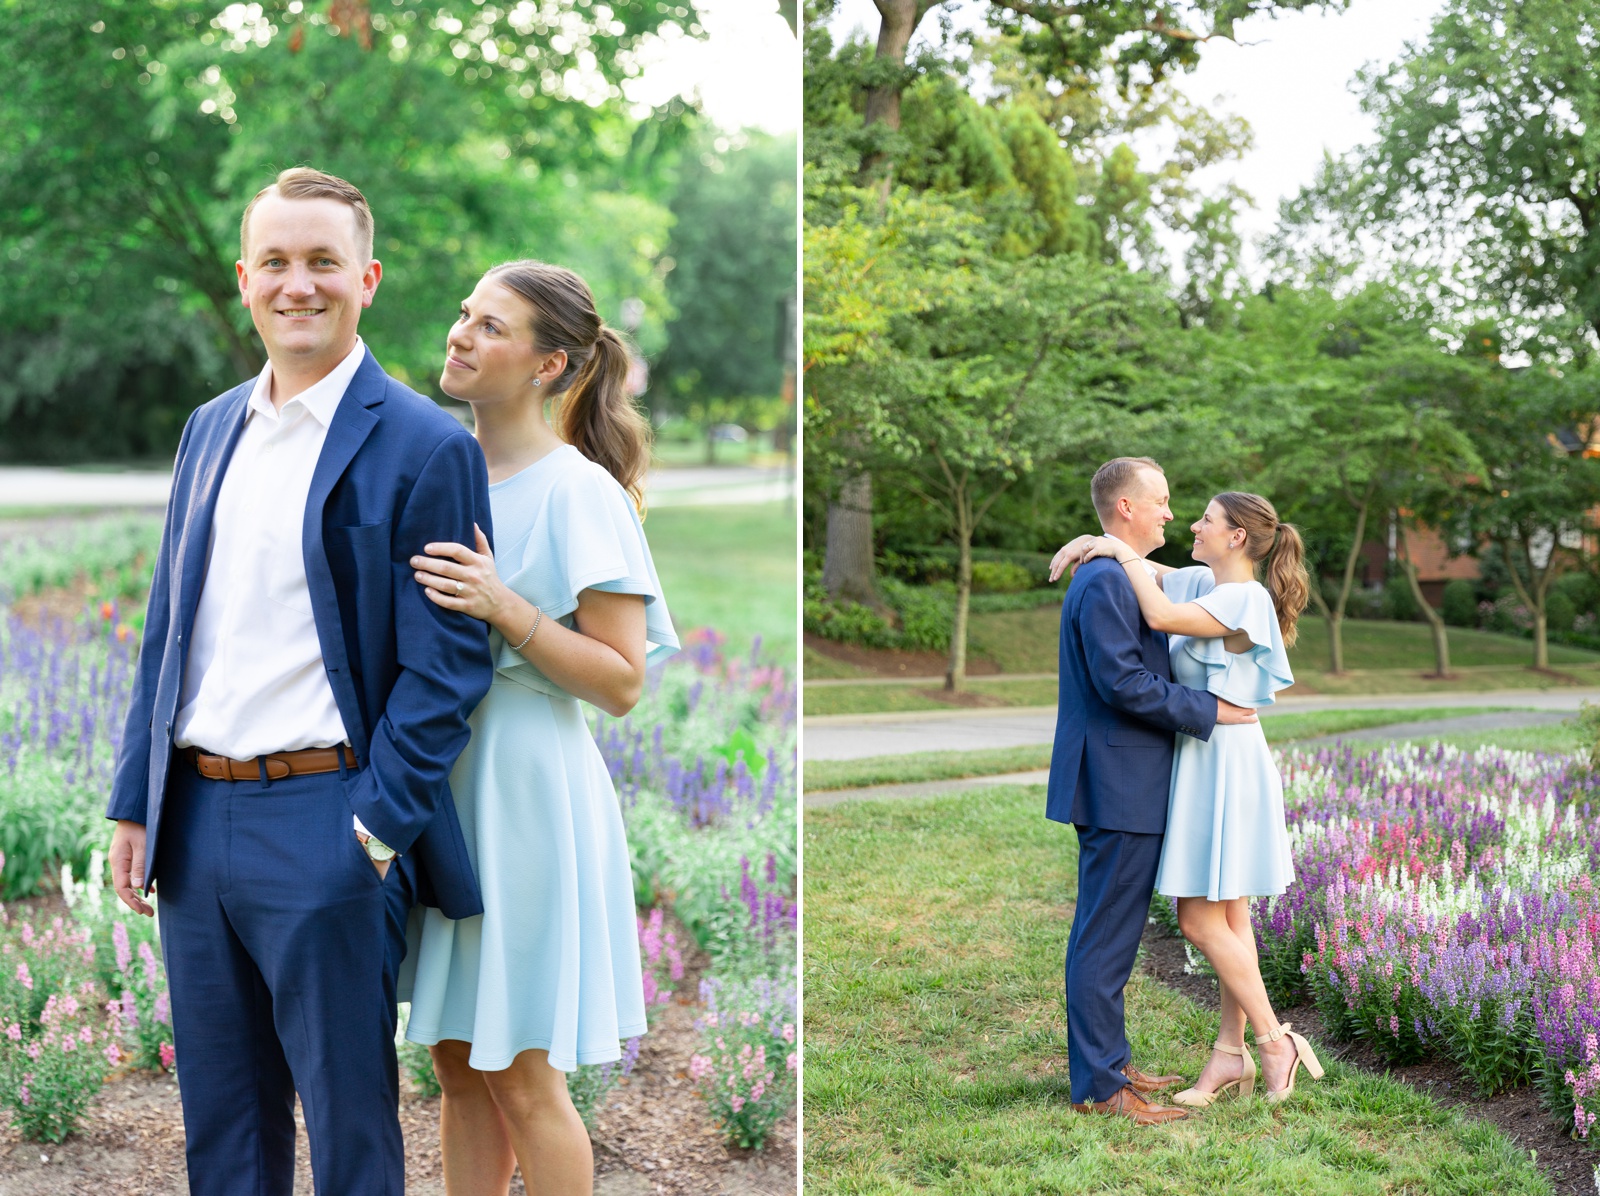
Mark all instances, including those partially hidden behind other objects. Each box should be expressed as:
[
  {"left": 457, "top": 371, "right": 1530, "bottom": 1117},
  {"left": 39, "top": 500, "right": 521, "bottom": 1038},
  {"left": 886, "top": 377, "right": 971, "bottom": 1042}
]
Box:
[
  {"left": 860, "top": 0, "right": 932, "bottom": 186},
  {"left": 1400, "top": 562, "right": 1451, "bottom": 677},
  {"left": 705, "top": 428, "right": 717, "bottom": 465},
  {"left": 824, "top": 470, "right": 879, "bottom": 607},
  {"left": 1499, "top": 537, "right": 1555, "bottom": 672},
  {"left": 1322, "top": 494, "right": 1373, "bottom": 675},
  {"left": 1304, "top": 582, "right": 1339, "bottom": 675},
  {"left": 1396, "top": 524, "right": 1451, "bottom": 677},
  {"left": 945, "top": 497, "right": 973, "bottom": 692}
]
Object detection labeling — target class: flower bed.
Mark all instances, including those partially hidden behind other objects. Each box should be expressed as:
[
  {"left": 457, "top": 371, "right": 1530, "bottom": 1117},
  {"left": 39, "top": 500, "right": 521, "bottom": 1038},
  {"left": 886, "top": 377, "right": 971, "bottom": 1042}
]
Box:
[
  {"left": 1243, "top": 742, "right": 1600, "bottom": 1137},
  {"left": 0, "top": 607, "right": 797, "bottom": 1148}
]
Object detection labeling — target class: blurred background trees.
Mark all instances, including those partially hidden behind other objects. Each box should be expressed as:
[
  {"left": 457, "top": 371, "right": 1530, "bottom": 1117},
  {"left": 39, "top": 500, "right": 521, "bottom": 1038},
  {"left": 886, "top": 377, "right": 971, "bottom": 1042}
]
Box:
[{"left": 0, "top": 0, "right": 796, "bottom": 464}]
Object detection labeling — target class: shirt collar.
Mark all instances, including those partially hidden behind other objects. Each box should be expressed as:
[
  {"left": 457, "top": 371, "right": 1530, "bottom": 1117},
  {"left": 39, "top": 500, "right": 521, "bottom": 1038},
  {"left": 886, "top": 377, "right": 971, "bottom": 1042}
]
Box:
[{"left": 246, "top": 337, "right": 367, "bottom": 428}]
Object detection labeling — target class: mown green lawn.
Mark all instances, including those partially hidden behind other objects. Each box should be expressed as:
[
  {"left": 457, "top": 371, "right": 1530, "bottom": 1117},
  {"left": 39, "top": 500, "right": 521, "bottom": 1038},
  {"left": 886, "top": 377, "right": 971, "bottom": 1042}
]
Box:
[
  {"left": 969, "top": 607, "right": 1600, "bottom": 677},
  {"left": 801, "top": 707, "right": 1523, "bottom": 792},
  {"left": 803, "top": 678, "right": 1059, "bottom": 718},
  {"left": 807, "top": 613, "right": 1600, "bottom": 715},
  {"left": 646, "top": 502, "right": 795, "bottom": 665},
  {"left": 1393, "top": 721, "right": 1591, "bottom": 756},
  {"left": 803, "top": 784, "right": 1553, "bottom": 1195}
]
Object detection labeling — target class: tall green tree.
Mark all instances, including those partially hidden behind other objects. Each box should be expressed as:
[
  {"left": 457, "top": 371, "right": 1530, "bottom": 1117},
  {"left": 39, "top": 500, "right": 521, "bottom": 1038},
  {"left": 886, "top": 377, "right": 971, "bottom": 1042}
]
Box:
[
  {"left": 803, "top": 189, "right": 977, "bottom": 605},
  {"left": 1275, "top": 0, "right": 1600, "bottom": 352},
  {"left": 655, "top": 131, "right": 798, "bottom": 461},
  {"left": 1454, "top": 369, "right": 1600, "bottom": 669},
  {"left": 1245, "top": 286, "right": 1486, "bottom": 674},
  {"left": 890, "top": 254, "right": 1179, "bottom": 688}
]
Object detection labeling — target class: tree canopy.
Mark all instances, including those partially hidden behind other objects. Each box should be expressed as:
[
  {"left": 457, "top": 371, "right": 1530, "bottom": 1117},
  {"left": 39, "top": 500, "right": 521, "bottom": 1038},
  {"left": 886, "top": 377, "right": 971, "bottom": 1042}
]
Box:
[{"left": 0, "top": 0, "right": 799, "bottom": 463}]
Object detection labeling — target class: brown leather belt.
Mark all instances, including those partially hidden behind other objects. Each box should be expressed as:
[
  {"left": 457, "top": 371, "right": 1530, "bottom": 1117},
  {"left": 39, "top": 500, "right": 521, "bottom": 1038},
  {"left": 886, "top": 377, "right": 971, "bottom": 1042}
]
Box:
[{"left": 184, "top": 745, "right": 359, "bottom": 783}]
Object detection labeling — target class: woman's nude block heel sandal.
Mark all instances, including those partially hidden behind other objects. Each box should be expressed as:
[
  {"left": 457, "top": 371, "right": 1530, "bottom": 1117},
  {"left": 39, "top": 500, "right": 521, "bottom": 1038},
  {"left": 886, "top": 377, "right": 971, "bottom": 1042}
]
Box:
[
  {"left": 1172, "top": 1040, "right": 1256, "bottom": 1108},
  {"left": 1262, "top": 1022, "right": 1324, "bottom": 1103}
]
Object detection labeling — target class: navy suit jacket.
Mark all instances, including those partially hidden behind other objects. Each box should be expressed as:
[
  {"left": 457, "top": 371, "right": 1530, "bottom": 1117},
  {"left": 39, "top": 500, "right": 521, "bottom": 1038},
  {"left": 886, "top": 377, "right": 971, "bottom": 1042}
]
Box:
[
  {"left": 107, "top": 349, "right": 496, "bottom": 919},
  {"left": 1045, "top": 557, "right": 1218, "bottom": 833}
]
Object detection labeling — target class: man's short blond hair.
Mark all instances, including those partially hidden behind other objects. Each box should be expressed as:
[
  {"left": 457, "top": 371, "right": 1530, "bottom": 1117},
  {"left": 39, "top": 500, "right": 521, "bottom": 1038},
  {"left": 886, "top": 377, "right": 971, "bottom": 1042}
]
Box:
[
  {"left": 239, "top": 167, "right": 374, "bottom": 261},
  {"left": 1090, "top": 456, "right": 1164, "bottom": 523}
]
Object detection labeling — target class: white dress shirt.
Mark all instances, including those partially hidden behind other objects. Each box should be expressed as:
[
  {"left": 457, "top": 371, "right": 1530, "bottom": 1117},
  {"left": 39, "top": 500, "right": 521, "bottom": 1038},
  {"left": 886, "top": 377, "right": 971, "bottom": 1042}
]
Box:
[{"left": 173, "top": 339, "right": 368, "bottom": 759}]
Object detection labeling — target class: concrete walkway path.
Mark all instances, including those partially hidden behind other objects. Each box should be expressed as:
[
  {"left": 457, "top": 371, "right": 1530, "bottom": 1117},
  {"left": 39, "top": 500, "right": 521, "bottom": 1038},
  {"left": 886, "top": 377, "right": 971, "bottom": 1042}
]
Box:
[{"left": 803, "top": 688, "right": 1600, "bottom": 762}]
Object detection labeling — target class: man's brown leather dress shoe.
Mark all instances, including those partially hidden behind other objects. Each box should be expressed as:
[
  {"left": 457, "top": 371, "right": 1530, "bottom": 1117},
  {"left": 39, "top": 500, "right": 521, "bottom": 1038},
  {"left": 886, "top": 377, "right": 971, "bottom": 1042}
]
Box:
[
  {"left": 1072, "top": 1085, "right": 1190, "bottom": 1125},
  {"left": 1123, "top": 1063, "right": 1184, "bottom": 1094}
]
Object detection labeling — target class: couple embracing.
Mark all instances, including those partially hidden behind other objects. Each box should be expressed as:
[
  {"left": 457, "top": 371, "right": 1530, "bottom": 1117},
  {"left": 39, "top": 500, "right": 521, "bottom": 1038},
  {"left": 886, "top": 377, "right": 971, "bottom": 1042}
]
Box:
[
  {"left": 105, "top": 167, "right": 678, "bottom": 1194},
  {"left": 1047, "top": 456, "right": 1323, "bottom": 1123}
]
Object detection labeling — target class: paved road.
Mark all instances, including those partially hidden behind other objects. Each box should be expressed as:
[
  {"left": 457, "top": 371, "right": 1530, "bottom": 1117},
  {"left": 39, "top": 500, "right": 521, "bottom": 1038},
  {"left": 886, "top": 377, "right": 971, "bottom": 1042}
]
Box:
[
  {"left": 0, "top": 464, "right": 792, "bottom": 511},
  {"left": 803, "top": 688, "right": 1600, "bottom": 762}
]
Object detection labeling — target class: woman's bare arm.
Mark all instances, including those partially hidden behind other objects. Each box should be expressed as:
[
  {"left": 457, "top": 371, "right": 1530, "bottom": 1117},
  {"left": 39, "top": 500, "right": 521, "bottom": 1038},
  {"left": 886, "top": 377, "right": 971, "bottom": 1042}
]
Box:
[
  {"left": 1085, "top": 536, "right": 1236, "bottom": 639},
  {"left": 1051, "top": 534, "right": 1179, "bottom": 583},
  {"left": 412, "top": 527, "right": 648, "bottom": 717}
]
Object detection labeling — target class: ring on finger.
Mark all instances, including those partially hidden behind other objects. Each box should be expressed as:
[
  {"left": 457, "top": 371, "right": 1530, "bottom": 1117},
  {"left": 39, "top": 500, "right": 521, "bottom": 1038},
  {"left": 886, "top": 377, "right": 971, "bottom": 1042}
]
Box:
[{"left": 456, "top": 580, "right": 464, "bottom": 594}]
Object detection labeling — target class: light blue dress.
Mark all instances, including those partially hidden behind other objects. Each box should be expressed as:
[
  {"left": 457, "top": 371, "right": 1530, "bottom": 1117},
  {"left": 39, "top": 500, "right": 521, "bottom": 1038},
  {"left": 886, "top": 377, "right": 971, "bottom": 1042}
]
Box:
[
  {"left": 399, "top": 445, "right": 680, "bottom": 1071},
  {"left": 1153, "top": 567, "right": 1296, "bottom": 902}
]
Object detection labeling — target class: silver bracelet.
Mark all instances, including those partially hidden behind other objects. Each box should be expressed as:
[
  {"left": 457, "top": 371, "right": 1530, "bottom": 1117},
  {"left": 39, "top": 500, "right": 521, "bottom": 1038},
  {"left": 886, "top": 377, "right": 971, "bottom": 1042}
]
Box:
[{"left": 511, "top": 607, "right": 541, "bottom": 651}]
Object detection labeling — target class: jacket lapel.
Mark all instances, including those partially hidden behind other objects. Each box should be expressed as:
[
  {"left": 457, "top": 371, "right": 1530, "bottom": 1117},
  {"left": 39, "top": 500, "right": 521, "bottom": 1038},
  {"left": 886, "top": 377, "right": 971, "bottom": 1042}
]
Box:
[
  {"left": 176, "top": 385, "right": 252, "bottom": 639},
  {"left": 303, "top": 349, "right": 385, "bottom": 749}
]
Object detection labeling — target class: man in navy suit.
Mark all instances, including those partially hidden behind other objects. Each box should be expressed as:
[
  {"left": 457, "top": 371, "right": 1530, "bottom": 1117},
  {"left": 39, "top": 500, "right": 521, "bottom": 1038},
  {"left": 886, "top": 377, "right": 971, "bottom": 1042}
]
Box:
[
  {"left": 1045, "top": 457, "right": 1258, "bottom": 1125},
  {"left": 106, "top": 168, "right": 493, "bottom": 1193}
]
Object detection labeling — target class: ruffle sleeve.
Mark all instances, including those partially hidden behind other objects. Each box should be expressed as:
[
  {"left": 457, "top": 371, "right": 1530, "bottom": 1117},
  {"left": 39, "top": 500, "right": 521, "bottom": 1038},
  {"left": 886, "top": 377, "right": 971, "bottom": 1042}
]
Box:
[
  {"left": 1181, "top": 581, "right": 1294, "bottom": 708},
  {"left": 493, "top": 457, "right": 679, "bottom": 697},
  {"left": 1161, "top": 565, "right": 1216, "bottom": 602}
]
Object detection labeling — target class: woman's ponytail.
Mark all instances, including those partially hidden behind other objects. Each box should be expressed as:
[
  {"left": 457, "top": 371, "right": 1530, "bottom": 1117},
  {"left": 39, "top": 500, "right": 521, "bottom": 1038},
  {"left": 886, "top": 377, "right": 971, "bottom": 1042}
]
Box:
[
  {"left": 486, "top": 260, "right": 653, "bottom": 511},
  {"left": 1265, "top": 522, "right": 1310, "bottom": 648},
  {"left": 1213, "top": 491, "right": 1311, "bottom": 647},
  {"left": 558, "top": 325, "right": 651, "bottom": 511}
]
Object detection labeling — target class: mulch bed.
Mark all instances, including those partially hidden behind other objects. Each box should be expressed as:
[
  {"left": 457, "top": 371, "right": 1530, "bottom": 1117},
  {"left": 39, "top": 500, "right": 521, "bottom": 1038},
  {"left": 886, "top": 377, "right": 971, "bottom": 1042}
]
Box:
[
  {"left": 0, "top": 995, "right": 794, "bottom": 1196},
  {"left": 1141, "top": 921, "right": 1594, "bottom": 1195},
  {"left": 0, "top": 918, "right": 795, "bottom": 1196}
]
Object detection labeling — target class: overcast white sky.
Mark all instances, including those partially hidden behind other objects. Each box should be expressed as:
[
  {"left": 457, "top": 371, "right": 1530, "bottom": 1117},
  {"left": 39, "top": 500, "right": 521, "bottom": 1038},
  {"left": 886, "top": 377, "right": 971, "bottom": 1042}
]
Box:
[
  {"left": 630, "top": 0, "right": 799, "bottom": 135},
  {"left": 828, "top": 0, "right": 1447, "bottom": 267}
]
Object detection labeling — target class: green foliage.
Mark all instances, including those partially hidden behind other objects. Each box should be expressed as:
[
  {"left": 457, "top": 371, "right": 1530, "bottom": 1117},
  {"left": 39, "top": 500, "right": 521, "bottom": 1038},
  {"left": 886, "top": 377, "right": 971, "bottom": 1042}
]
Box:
[
  {"left": 0, "top": 0, "right": 701, "bottom": 459},
  {"left": 655, "top": 129, "right": 798, "bottom": 440},
  {"left": 803, "top": 582, "right": 897, "bottom": 649},
  {"left": 1276, "top": 0, "right": 1600, "bottom": 350},
  {"left": 1382, "top": 575, "right": 1420, "bottom": 622},
  {"left": 398, "top": 1038, "right": 441, "bottom": 1098},
  {"left": 1546, "top": 590, "right": 1577, "bottom": 634},
  {"left": 1442, "top": 579, "right": 1479, "bottom": 628},
  {"left": 878, "top": 578, "right": 951, "bottom": 652},
  {"left": 968, "top": 560, "right": 1035, "bottom": 594},
  {"left": 0, "top": 516, "right": 162, "bottom": 603}
]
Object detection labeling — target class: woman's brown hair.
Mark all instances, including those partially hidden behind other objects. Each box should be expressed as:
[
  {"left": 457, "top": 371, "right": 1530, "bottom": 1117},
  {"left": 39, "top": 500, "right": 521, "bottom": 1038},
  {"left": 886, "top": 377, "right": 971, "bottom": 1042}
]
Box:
[
  {"left": 487, "top": 260, "right": 651, "bottom": 510},
  {"left": 1212, "top": 491, "right": 1310, "bottom": 647}
]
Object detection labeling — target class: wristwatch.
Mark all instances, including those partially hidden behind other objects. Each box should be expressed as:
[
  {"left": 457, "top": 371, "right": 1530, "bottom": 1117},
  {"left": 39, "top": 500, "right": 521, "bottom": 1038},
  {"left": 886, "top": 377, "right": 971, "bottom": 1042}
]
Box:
[{"left": 355, "top": 830, "right": 397, "bottom": 862}]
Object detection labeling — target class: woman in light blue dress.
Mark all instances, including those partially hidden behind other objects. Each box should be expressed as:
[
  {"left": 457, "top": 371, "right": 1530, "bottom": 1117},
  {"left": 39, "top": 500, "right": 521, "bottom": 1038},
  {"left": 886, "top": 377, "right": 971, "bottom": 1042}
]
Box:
[
  {"left": 405, "top": 261, "right": 678, "bottom": 1195},
  {"left": 1067, "top": 491, "right": 1322, "bottom": 1106}
]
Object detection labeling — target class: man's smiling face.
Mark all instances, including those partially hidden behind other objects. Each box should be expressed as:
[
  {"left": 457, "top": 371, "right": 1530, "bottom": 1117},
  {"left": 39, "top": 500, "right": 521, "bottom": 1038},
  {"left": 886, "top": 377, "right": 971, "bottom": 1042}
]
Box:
[{"left": 236, "top": 193, "right": 378, "bottom": 372}]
